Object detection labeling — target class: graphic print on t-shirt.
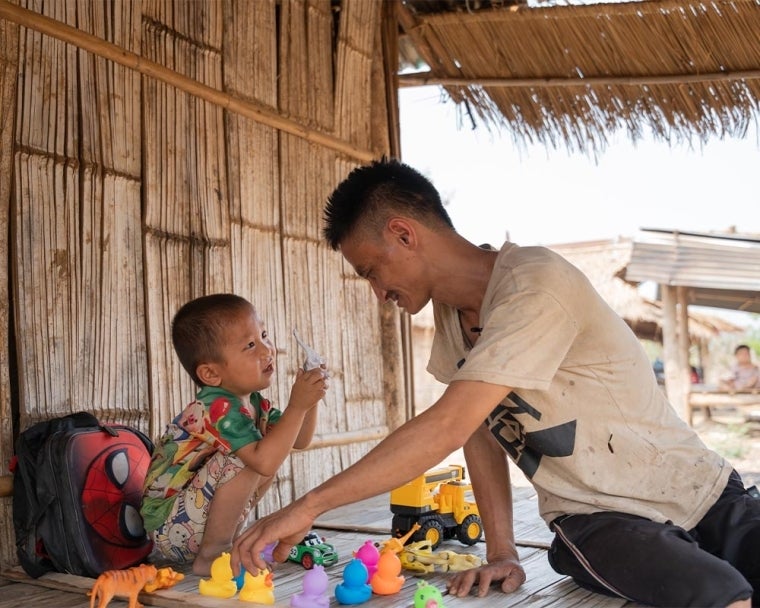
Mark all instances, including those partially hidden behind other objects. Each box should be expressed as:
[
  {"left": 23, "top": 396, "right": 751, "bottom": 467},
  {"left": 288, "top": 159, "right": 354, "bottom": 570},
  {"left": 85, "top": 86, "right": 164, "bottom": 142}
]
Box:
[{"left": 485, "top": 392, "right": 576, "bottom": 479}]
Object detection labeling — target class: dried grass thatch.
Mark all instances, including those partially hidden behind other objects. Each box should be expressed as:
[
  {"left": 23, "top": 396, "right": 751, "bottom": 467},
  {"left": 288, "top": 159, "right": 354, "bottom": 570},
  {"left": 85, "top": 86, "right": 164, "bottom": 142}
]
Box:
[{"left": 399, "top": 0, "right": 760, "bottom": 155}]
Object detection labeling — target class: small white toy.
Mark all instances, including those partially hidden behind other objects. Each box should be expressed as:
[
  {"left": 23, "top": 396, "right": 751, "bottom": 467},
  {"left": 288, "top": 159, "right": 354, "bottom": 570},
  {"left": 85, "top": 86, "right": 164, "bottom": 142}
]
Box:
[{"left": 293, "top": 329, "right": 326, "bottom": 371}]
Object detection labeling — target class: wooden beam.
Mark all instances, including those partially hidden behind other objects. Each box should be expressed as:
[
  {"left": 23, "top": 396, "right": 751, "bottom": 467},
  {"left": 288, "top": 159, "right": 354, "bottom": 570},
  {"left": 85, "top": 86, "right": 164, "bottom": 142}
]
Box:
[
  {"left": 398, "top": 68, "right": 760, "bottom": 88},
  {"left": 0, "top": 0, "right": 377, "bottom": 163},
  {"left": 307, "top": 426, "right": 388, "bottom": 450},
  {"left": 662, "top": 285, "right": 688, "bottom": 423},
  {"left": 0, "top": 474, "right": 11, "bottom": 498}
]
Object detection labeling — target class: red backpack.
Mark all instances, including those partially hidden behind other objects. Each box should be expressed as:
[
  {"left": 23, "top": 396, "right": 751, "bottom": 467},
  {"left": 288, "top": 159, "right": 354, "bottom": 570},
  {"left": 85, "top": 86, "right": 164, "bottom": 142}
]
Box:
[{"left": 11, "top": 412, "right": 154, "bottom": 577}]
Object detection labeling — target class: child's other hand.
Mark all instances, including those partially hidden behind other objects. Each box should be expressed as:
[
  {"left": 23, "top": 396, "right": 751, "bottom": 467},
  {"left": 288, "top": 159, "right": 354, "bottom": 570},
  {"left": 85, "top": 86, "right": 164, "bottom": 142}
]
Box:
[{"left": 288, "top": 365, "right": 329, "bottom": 410}]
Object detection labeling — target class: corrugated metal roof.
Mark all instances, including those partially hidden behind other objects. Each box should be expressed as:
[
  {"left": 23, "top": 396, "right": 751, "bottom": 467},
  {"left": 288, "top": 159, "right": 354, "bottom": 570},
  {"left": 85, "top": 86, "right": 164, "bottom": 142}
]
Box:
[{"left": 624, "top": 229, "right": 760, "bottom": 312}]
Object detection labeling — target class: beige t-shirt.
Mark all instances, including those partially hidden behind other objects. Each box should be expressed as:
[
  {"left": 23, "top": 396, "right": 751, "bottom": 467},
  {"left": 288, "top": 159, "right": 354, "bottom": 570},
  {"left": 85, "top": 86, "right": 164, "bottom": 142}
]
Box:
[{"left": 427, "top": 242, "right": 730, "bottom": 530}]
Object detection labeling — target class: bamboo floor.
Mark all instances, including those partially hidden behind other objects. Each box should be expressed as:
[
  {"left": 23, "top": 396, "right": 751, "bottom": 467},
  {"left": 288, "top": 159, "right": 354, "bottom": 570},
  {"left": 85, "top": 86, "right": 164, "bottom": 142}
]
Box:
[{"left": 0, "top": 486, "right": 635, "bottom": 608}]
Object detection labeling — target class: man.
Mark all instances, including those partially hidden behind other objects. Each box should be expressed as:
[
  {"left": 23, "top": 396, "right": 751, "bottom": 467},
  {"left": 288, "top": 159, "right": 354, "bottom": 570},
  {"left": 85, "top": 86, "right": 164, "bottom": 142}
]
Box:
[{"left": 233, "top": 159, "right": 758, "bottom": 607}]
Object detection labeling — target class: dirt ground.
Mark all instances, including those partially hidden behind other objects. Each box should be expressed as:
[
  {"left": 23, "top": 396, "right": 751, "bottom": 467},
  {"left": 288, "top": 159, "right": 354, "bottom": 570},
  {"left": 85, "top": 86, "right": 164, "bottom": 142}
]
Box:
[{"left": 692, "top": 406, "right": 760, "bottom": 489}]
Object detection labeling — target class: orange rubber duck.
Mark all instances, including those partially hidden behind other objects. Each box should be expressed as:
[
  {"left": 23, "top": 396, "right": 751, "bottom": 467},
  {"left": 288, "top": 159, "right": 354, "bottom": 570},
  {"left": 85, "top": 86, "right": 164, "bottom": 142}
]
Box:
[{"left": 370, "top": 550, "right": 405, "bottom": 595}]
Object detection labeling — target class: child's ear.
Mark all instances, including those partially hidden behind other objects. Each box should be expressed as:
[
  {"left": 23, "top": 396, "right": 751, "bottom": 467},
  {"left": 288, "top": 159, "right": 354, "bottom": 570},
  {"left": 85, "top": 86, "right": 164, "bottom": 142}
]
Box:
[{"left": 196, "top": 362, "right": 222, "bottom": 387}]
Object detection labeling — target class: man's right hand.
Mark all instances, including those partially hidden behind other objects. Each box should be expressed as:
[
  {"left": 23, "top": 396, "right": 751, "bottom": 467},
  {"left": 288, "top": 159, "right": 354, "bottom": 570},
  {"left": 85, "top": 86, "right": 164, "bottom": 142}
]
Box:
[
  {"left": 446, "top": 555, "right": 526, "bottom": 598},
  {"left": 231, "top": 497, "right": 316, "bottom": 574}
]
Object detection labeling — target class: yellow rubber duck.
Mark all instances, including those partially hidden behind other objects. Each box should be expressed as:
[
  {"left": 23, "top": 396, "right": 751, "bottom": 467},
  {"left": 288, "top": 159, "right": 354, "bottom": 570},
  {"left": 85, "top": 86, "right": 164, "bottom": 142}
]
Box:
[
  {"left": 239, "top": 568, "right": 275, "bottom": 604},
  {"left": 198, "top": 552, "right": 238, "bottom": 599}
]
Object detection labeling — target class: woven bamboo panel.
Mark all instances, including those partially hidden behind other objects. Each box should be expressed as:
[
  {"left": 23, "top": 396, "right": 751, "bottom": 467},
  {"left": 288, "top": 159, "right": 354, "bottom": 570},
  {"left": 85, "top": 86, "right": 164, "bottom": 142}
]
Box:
[
  {"left": 3, "top": 0, "right": 395, "bottom": 569},
  {"left": 141, "top": 1, "right": 232, "bottom": 433},
  {"left": 0, "top": 1, "right": 19, "bottom": 573},
  {"left": 13, "top": 0, "right": 147, "bottom": 431}
]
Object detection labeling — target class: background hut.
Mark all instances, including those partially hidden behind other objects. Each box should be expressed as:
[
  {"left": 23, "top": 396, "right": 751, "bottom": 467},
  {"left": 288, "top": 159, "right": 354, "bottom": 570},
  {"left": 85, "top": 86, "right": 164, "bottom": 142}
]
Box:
[{"left": 2, "top": 0, "right": 760, "bottom": 573}]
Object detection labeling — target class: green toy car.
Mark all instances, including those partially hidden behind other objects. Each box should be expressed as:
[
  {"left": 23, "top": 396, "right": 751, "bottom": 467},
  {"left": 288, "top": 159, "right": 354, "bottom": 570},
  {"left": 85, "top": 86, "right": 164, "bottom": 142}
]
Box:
[{"left": 287, "top": 531, "right": 339, "bottom": 569}]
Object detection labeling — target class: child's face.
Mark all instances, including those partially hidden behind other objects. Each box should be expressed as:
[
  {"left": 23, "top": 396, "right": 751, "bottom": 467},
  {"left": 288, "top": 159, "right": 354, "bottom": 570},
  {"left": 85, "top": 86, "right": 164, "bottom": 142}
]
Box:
[
  {"left": 213, "top": 307, "right": 276, "bottom": 397},
  {"left": 736, "top": 348, "right": 751, "bottom": 365}
]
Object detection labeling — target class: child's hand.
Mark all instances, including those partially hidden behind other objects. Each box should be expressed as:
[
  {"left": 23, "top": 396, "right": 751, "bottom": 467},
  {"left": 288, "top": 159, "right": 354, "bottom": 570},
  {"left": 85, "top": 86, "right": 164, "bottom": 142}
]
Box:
[{"left": 288, "top": 365, "right": 328, "bottom": 411}]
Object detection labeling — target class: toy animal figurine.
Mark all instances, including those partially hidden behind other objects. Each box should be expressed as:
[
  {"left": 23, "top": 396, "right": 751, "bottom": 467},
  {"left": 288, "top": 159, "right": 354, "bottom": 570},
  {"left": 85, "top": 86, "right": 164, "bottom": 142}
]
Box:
[
  {"left": 198, "top": 552, "right": 237, "bottom": 598},
  {"left": 239, "top": 568, "right": 275, "bottom": 604},
  {"left": 435, "top": 548, "right": 484, "bottom": 572},
  {"left": 334, "top": 558, "right": 371, "bottom": 605},
  {"left": 290, "top": 564, "right": 329, "bottom": 608},
  {"left": 353, "top": 540, "right": 380, "bottom": 580},
  {"left": 370, "top": 550, "right": 405, "bottom": 595},
  {"left": 293, "top": 329, "right": 326, "bottom": 371},
  {"left": 142, "top": 566, "right": 184, "bottom": 593},
  {"left": 380, "top": 522, "right": 421, "bottom": 554},
  {"left": 88, "top": 563, "right": 158, "bottom": 608},
  {"left": 413, "top": 580, "right": 446, "bottom": 608},
  {"left": 399, "top": 540, "right": 483, "bottom": 574}
]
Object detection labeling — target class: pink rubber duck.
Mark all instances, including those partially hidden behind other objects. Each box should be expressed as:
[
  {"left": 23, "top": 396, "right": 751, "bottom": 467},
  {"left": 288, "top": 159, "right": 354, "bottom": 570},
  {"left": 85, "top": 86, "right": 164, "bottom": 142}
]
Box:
[{"left": 353, "top": 540, "right": 380, "bottom": 581}]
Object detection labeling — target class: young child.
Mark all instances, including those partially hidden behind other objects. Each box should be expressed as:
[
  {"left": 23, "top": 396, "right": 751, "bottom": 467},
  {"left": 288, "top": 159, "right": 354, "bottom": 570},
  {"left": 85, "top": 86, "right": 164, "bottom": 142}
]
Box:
[
  {"left": 720, "top": 344, "right": 760, "bottom": 391},
  {"left": 141, "top": 293, "right": 327, "bottom": 575}
]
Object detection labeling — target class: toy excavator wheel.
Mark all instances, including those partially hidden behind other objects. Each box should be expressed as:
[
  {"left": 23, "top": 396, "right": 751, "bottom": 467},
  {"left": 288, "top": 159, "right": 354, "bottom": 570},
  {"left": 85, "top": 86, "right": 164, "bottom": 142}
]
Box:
[
  {"left": 419, "top": 518, "right": 445, "bottom": 550},
  {"left": 456, "top": 514, "right": 483, "bottom": 545}
]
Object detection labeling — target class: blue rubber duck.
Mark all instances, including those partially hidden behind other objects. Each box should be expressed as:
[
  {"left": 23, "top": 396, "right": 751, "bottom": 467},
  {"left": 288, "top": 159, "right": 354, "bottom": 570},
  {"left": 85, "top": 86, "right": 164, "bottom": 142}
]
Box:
[{"left": 334, "top": 558, "right": 372, "bottom": 605}]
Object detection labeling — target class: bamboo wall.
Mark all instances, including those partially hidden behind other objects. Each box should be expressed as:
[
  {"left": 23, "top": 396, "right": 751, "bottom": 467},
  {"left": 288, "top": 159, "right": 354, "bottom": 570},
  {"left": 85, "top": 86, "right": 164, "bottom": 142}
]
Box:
[
  {"left": 0, "top": 2, "right": 18, "bottom": 573},
  {"left": 0, "top": 0, "right": 398, "bottom": 570}
]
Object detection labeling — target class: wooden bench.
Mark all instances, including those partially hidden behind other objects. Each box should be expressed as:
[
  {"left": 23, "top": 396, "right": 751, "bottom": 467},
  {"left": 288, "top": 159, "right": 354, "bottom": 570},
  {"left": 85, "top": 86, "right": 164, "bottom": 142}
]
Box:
[{"left": 688, "top": 385, "right": 760, "bottom": 425}]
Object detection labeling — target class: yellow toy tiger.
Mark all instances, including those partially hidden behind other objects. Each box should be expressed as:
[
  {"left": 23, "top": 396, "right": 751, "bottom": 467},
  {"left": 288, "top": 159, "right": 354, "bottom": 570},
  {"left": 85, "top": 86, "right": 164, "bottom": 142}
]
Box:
[{"left": 88, "top": 564, "right": 158, "bottom": 608}]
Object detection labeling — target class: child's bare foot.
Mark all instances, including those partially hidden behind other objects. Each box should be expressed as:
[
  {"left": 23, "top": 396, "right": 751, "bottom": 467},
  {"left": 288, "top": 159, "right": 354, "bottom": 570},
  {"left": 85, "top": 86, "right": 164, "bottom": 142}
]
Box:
[{"left": 191, "top": 555, "right": 213, "bottom": 577}]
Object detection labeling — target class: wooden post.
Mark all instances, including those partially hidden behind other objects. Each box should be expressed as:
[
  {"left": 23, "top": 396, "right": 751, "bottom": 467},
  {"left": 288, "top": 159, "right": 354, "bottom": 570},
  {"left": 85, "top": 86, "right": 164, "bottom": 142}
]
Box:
[
  {"left": 677, "top": 286, "right": 692, "bottom": 420},
  {"left": 0, "top": 475, "right": 12, "bottom": 498},
  {"left": 662, "top": 285, "right": 688, "bottom": 421}
]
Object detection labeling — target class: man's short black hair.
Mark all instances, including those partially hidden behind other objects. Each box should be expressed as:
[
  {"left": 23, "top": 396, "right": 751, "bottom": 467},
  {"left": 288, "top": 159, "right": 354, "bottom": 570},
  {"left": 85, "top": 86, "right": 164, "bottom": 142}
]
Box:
[
  {"left": 172, "top": 293, "right": 253, "bottom": 386},
  {"left": 735, "top": 344, "right": 751, "bottom": 355},
  {"left": 322, "top": 158, "right": 454, "bottom": 250}
]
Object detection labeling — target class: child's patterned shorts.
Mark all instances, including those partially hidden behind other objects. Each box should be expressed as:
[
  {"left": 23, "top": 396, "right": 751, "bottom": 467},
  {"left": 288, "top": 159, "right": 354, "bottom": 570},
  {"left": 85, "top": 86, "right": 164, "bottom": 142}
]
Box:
[{"left": 148, "top": 450, "right": 249, "bottom": 564}]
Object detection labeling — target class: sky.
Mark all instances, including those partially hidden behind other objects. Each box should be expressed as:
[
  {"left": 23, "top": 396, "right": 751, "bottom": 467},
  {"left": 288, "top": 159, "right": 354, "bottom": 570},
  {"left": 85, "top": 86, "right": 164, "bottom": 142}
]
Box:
[{"left": 399, "top": 86, "right": 760, "bottom": 249}]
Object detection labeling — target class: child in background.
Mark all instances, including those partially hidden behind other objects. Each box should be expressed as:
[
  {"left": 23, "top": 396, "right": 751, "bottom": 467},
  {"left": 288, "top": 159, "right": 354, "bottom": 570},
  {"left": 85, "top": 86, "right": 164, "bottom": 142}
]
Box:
[
  {"left": 141, "top": 293, "right": 328, "bottom": 576},
  {"left": 720, "top": 344, "right": 760, "bottom": 391}
]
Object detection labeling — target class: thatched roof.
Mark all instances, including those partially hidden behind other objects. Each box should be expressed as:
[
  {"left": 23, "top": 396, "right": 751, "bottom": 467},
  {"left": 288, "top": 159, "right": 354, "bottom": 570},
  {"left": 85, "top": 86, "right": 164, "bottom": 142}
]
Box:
[{"left": 398, "top": 0, "right": 760, "bottom": 155}]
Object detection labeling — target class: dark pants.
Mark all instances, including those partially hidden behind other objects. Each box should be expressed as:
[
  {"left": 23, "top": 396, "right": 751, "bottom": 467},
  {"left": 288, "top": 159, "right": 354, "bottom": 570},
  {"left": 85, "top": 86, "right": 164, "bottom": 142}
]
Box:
[{"left": 548, "top": 471, "right": 760, "bottom": 607}]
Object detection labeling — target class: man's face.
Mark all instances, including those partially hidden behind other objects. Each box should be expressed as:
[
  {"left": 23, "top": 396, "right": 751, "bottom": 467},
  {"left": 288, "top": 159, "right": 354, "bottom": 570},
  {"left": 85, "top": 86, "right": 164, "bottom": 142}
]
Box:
[{"left": 339, "top": 227, "right": 428, "bottom": 315}]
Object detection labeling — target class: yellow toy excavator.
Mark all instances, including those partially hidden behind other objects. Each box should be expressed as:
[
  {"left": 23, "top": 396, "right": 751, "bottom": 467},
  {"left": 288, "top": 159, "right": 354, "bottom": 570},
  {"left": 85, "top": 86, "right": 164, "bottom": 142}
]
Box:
[{"left": 389, "top": 464, "right": 483, "bottom": 550}]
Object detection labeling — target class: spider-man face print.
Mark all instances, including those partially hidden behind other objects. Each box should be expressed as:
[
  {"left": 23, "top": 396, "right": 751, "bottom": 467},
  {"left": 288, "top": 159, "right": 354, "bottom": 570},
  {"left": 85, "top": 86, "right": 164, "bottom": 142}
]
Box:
[{"left": 81, "top": 446, "right": 149, "bottom": 545}]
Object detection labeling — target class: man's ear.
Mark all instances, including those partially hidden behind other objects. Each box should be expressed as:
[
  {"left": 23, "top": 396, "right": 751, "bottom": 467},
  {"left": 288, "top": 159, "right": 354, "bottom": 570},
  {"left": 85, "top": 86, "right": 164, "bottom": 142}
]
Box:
[
  {"left": 387, "top": 217, "right": 416, "bottom": 248},
  {"left": 196, "top": 362, "right": 222, "bottom": 387}
]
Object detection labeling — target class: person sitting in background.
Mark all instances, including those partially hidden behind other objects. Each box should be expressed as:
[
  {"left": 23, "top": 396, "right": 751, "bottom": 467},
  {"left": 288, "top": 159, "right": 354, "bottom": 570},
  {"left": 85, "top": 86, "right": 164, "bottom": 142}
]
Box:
[{"left": 720, "top": 344, "right": 760, "bottom": 391}]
